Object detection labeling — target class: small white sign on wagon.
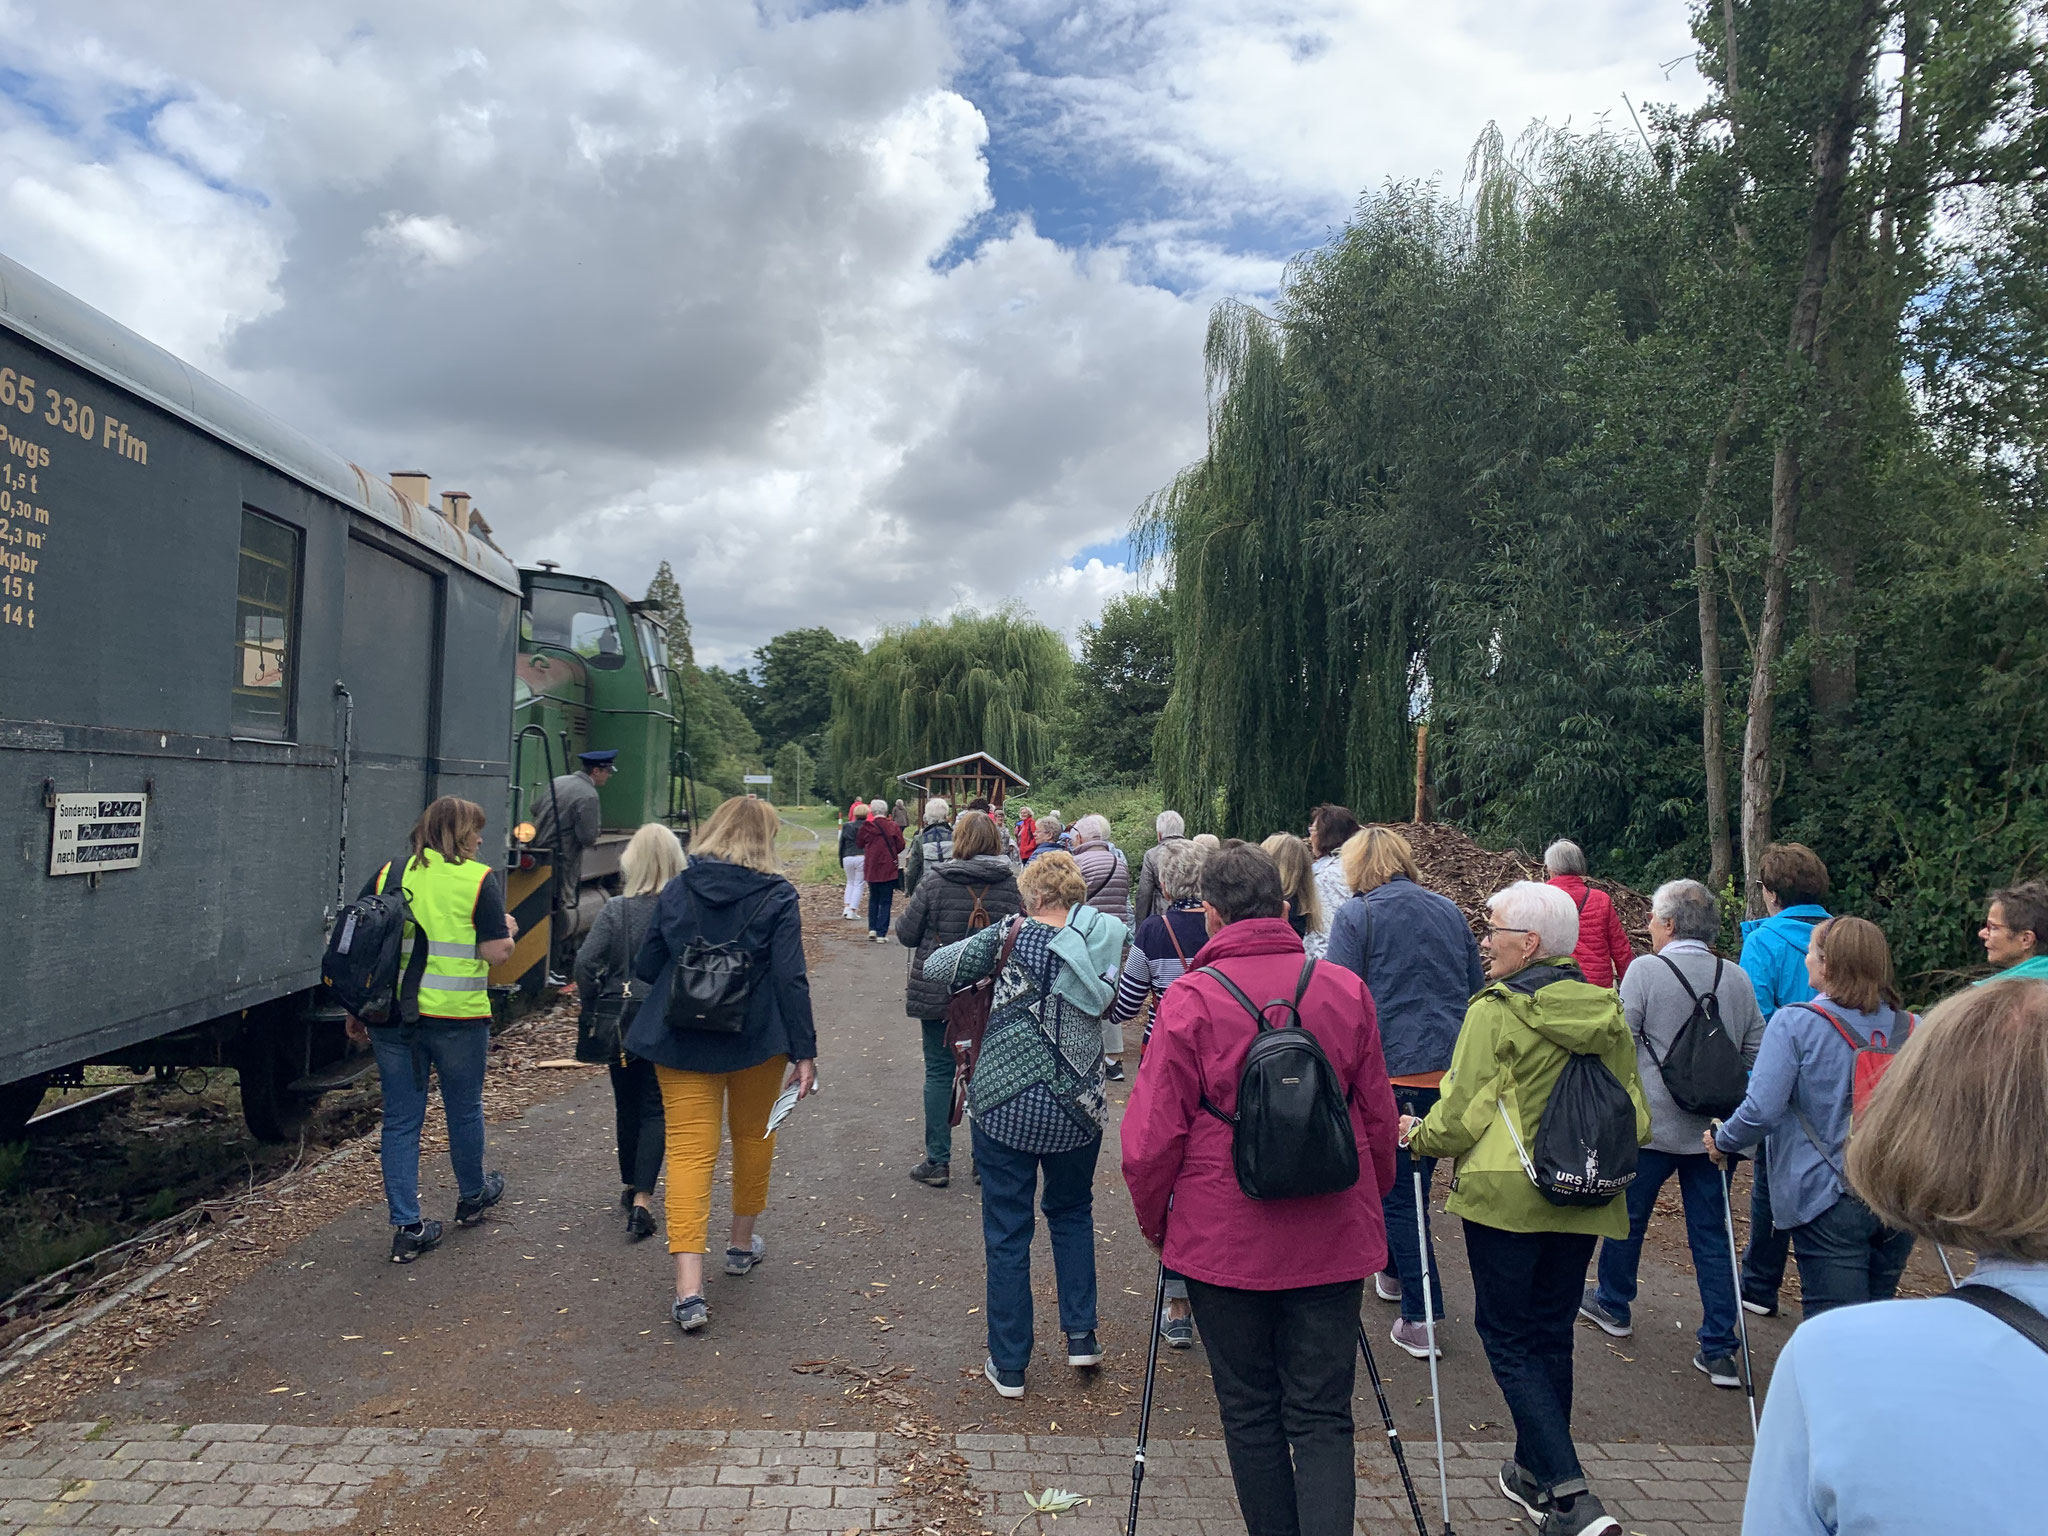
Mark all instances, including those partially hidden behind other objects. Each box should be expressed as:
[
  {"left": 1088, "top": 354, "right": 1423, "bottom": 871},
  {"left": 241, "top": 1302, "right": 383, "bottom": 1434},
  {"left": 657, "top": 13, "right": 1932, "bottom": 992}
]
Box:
[{"left": 49, "top": 791, "right": 149, "bottom": 875}]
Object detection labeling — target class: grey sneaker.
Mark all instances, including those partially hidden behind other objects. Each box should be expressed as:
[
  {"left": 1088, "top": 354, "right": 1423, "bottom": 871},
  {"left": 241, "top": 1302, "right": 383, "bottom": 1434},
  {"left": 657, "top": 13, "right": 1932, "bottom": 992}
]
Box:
[
  {"left": 671, "top": 1294, "right": 709, "bottom": 1332},
  {"left": 724, "top": 1235, "right": 766, "bottom": 1275},
  {"left": 1499, "top": 1461, "right": 1549, "bottom": 1519},
  {"left": 908, "top": 1159, "right": 950, "bottom": 1188},
  {"left": 1373, "top": 1272, "right": 1402, "bottom": 1304},
  {"left": 1539, "top": 1484, "right": 1619, "bottom": 1536},
  {"left": 390, "top": 1220, "right": 443, "bottom": 1264},
  {"left": 1159, "top": 1309, "right": 1195, "bottom": 1350},
  {"left": 1694, "top": 1350, "right": 1742, "bottom": 1388},
  {"left": 1577, "top": 1288, "right": 1632, "bottom": 1338},
  {"left": 1390, "top": 1317, "right": 1440, "bottom": 1359},
  {"left": 454, "top": 1171, "right": 505, "bottom": 1227}
]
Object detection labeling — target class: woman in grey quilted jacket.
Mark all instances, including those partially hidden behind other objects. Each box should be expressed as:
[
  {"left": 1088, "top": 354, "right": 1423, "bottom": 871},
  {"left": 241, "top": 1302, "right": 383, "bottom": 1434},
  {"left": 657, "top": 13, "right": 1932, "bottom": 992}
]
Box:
[{"left": 894, "top": 811, "right": 1021, "bottom": 1188}]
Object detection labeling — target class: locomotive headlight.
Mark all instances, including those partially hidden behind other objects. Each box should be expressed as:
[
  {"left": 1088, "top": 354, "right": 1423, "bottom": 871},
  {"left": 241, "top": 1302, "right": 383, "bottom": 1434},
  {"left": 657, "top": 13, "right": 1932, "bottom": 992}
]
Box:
[{"left": 514, "top": 822, "right": 536, "bottom": 845}]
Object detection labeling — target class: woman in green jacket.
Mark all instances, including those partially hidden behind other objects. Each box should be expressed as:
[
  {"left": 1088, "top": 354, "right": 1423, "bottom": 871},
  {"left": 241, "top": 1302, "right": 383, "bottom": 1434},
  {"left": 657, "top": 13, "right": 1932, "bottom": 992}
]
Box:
[{"left": 1403, "top": 880, "right": 1649, "bottom": 1536}]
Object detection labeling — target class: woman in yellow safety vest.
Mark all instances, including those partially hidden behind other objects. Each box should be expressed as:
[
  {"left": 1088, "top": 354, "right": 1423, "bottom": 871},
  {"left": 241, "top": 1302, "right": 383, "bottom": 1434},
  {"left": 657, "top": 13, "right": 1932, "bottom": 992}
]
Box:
[{"left": 345, "top": 796, "right": 518, "bottom": 1263}]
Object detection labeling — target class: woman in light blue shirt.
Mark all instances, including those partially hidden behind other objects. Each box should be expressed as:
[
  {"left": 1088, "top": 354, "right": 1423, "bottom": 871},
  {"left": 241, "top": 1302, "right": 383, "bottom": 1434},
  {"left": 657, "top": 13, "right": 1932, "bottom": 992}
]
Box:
[
  {"left": 1741, "top": 977, "right": 2048, "bottom": 1535},
  {"left": 1708, "top": 917, "right": 1914, "bottom": 1315}
]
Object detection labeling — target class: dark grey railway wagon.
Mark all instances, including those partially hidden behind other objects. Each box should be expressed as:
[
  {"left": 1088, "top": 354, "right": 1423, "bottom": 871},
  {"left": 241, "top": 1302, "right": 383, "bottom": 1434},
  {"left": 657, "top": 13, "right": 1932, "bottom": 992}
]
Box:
[{"left": 0, "top": 252, "right": 520, "bottom": 1139}]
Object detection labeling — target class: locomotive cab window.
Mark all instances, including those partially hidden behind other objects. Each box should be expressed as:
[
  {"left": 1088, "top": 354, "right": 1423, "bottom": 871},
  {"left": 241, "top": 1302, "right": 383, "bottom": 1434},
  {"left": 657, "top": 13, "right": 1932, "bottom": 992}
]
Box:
[
  {"left": 634, "top": 614, "right": 670, "bottom": 698},
  {"left": 231, "top": 510, "right": 300, "bottom": 738},
  {"left": 527, "top": 585, "right": 625, "bottom": 670}
]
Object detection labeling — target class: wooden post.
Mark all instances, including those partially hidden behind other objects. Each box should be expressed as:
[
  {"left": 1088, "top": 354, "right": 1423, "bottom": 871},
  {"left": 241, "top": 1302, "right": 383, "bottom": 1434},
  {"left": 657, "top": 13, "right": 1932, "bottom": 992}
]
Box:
[{"left": 1412, "top": 723, "right": 1430, "bottom": 825}]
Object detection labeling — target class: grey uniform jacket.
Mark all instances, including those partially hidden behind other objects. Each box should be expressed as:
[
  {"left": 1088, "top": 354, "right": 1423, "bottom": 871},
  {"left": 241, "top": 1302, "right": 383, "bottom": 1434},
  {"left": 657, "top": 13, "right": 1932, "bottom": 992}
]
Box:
[
  {"left": 534, "top": 771, "right": 604, "bottom": 888},
  {"left": 1620, "top": 940, "right": 1768, "bottom": 1154}
]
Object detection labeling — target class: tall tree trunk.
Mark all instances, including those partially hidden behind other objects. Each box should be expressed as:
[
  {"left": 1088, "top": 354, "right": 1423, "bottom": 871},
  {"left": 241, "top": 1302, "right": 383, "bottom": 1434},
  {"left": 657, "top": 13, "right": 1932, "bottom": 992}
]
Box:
[
  {"left": 1739, "top": 0, "right": 1882, "bottom": 914},
  {"left": 1697, "top": 384, "right": 1746, "bottom": 895}
]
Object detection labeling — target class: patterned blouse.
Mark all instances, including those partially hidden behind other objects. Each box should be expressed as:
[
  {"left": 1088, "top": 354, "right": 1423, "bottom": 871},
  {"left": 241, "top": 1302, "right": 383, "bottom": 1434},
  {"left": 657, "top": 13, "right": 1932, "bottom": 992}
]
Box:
[{"left": 921, "top": 916, "right": 1109, "bottom": 1154}]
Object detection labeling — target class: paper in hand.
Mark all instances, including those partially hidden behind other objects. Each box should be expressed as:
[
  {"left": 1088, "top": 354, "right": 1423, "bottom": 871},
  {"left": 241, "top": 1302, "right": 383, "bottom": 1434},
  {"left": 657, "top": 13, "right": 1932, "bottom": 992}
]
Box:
[{"left": 763, "top": 1082, "right": 804, "bottom": 1137}]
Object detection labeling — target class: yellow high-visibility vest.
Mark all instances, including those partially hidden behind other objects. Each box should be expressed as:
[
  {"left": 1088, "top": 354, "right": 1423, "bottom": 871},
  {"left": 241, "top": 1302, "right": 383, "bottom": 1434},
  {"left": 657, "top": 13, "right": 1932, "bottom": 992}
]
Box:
[{"left": 382, "top": 849, "right": 493, "bottom": 1021}]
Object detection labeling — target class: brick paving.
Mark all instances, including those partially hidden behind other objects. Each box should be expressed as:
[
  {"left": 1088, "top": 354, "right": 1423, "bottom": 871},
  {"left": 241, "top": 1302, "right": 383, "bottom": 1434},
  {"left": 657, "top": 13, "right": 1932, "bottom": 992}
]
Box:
[{"left": 0, "top": 1421, "right": 1746, "bottom": 1535}]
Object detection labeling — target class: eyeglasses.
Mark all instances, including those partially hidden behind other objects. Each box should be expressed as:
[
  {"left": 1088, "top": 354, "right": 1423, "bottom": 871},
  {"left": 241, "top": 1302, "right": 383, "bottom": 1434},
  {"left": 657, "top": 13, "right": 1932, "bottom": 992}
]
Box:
[
  {"left": 1483, "top": 925, "right": 1534, "bottom": 938},
  {"left": 1983, "top": 920, "right": 2020, "bottom": 934}
]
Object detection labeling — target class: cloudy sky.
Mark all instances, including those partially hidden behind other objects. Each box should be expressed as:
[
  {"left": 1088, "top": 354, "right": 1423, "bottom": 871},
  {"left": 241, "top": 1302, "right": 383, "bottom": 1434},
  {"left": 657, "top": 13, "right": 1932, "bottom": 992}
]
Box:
[{"left": 3, "top": 0, "right": 1705, "bottom": 665}]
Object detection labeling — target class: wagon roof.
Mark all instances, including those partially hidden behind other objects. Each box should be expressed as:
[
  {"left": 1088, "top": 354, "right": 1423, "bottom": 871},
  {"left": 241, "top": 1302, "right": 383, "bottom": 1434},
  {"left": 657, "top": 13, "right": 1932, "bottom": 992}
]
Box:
[{"left": 0, "top": 252, "right": 519, "bottom": 595}]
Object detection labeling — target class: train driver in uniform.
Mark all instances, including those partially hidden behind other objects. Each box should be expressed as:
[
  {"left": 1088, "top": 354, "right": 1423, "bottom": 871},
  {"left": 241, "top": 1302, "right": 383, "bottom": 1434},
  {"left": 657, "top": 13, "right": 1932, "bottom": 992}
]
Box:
[{"left": 535, "top": 747, "right": 616, "bottom": 984}]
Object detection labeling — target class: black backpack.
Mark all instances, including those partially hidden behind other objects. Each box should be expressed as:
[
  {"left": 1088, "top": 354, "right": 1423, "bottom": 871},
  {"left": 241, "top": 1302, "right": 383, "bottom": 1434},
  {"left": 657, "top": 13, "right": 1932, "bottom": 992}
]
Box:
[
  {"left": 1197, "top": 959, "right": 1361, "bottom": 1202},
  {"left": 1646, "top": 956, "right": 1749, "bottom": 1118},
  {"left": 1505, "top": 1046, "right": 1639, "bottom": 1207},
  {"left": 663, "top": 879, "right": 778, "bottom": 1035},
  {"left": 322, "top": 857, "right": 426, "bottom": 1026}
]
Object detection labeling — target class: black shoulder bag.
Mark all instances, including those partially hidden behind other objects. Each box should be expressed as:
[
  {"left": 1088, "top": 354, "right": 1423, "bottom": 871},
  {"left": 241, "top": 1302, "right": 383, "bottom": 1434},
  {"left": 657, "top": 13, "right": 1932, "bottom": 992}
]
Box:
[{"left": 663, "top": 879, "right": 779, "bottom": 1036}]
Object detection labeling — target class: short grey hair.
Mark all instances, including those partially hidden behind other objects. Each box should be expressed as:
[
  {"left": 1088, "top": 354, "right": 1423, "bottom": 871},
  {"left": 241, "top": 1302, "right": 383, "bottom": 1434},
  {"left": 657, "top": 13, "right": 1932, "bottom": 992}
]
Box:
[
  {"left": 1159, "top": 839, "right": 1209, "bottom": 902},
  {"left": 1544, "top": 839, "right": 1587, "bottom": 876},
  {"left": 1035, "top": 812, "right": 1064, "bottom": 838},
  {"left": 1490, "top": 880, "right": 1580, "bottom": 960},
  {"left": 1156, "top": 810, "right": 1185, "bottom": 840},
  {"left": 868, "top": 798, "right": 890, "bottom": 818},
  {"left": 1072, "top": 813, "right": 1111, "bottom": 843},
  {"left": 923, "top": 797, "right": 951, "bottom": 826},
  {"left": 1652, "top": 879, "right": 1719, "bottom": 945}
]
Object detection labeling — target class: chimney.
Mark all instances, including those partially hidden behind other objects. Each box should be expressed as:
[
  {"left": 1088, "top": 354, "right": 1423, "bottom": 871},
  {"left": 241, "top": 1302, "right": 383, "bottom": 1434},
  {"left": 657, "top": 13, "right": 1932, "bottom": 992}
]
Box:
[
  {"left": 389, "top": 470, "right": 431, "bottom": 506},
  {"left": 441, "top": 490, "right": 472, "bottom": 533}
]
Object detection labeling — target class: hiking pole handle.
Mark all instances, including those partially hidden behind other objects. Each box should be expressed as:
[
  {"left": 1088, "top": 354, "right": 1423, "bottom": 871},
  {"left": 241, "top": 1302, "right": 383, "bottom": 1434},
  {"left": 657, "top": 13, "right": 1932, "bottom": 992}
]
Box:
[{"left": 1126, "top": 1257, "right": 1170, "bottom": 1536}]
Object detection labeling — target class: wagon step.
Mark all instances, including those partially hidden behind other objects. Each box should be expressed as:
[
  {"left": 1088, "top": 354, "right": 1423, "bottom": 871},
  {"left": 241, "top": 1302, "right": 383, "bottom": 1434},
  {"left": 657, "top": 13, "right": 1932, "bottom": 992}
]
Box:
[{"left": 288, "top": 1049, "right": 376, "bottom": 1094}]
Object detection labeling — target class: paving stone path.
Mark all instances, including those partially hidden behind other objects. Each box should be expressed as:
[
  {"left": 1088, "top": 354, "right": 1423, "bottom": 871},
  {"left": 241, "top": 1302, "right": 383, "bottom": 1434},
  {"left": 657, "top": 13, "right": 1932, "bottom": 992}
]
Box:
[{"left": 1, "top": 1421, "right": 1747, "bottom": 1534}]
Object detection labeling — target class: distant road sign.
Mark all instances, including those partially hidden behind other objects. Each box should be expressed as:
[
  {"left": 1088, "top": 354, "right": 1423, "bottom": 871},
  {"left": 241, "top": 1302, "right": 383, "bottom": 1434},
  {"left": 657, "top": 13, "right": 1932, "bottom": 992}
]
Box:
[{"left": 742, "top": 774, "right": 774, "bottom": 784}]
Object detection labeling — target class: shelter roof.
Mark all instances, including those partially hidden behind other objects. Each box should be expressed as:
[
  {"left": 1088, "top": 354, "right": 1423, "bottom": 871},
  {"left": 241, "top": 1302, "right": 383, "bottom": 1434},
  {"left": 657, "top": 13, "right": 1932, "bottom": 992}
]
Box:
[{"left": 897, "top": 752, "right": 1030, "bottom": 790}]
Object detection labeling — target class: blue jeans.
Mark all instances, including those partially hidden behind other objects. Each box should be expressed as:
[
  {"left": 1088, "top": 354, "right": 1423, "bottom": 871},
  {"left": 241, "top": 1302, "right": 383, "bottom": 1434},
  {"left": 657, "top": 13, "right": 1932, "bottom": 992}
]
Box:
[
  {"left": 1384, "top": 1085, "right": 1444, "bottom": 1323},
  {"left": 1593, "top": 1148, "right": 1739, "bottom": 1358},
  {"left": 868, "top": 877, "right": 897, "bottom": 938},
  {"left": 919, "top": 1020, "right": 954, "bottom": 1165},
  {"left": 1790, "top": 1192, "right": 1914, "bottom": 1318},
  {"left": 369, "top": 1023, "right": 489, "bottom": 1228},
  {"left": 1741, "top": 1144, "right": 1791, "bottom": 1308},
  {"left": 973, "top": 1124, "right": 1100, "bottom": 1372},
  {"left": 1464, "top": 1221, "right": 1597, "bottom": 1490}
]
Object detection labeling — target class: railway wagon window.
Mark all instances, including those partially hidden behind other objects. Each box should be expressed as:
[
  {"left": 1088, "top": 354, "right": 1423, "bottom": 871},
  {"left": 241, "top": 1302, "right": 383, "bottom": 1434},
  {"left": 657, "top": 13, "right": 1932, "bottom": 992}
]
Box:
[
  {"left": 527, "top": 586, "right": 624, "bottom": 670},
  {"left": 232, "top": 510, "right": 300, "bottom": 738}
]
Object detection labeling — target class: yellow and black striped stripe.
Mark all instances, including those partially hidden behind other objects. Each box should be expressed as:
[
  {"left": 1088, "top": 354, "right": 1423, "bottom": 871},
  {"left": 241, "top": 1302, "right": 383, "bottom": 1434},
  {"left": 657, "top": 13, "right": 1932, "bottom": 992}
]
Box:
[{"left": 492, "top": 856, "right": 555, "bottom": 995}]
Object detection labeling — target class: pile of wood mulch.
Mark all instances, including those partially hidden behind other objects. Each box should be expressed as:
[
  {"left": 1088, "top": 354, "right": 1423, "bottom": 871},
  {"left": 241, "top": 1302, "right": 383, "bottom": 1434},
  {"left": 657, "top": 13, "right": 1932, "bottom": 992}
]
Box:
[{"left": 1390, "top": 821, "right": 1652, "bottom": 950}]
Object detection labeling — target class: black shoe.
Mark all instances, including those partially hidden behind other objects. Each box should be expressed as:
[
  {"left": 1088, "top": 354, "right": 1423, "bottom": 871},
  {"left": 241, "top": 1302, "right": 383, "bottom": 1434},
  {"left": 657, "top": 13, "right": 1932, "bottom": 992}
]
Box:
[
  {"left": 984, "top": 1357, "right": 1025, "bottom": 1399},
  {"left": 1499, "top": 1461, "right": 1549, "bottom": 1519},
  {"left": 1104, "top": 1060, "right": 1126, "bottom": 1082},
  {"left": 390, "top": 1220, "right": 443, "bottom": 1264},
  {"left": 1066, "top": 1330, "right": 1103, "bottom": 1367},
  {"left": 626, "top": 1205, "right": 657, "bottom": 1242},
  {"left": 909, "top": 1159, "right": 950, "bottom": 1188},
  {"left": 454, "top": 1171, "right": 505, "bottom": 1227}
]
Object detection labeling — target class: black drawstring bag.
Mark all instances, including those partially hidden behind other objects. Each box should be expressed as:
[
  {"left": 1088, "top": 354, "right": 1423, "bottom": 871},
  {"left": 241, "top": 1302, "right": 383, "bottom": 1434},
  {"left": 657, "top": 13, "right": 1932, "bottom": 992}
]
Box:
[
  {"left": 663, "top": 881, "right": 776, "bottom": 1035},
  {"left": 1506, "top": 1050, "right": 1639, "bottom": 1207}
]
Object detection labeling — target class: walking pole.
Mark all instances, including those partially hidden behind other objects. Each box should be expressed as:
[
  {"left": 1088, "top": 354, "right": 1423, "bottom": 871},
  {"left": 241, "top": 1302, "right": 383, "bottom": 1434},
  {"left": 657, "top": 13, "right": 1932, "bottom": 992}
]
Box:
[
  {"left": 1125, "top": 1259, "right": 1169, "bottom": 1536},
  {"left": 1412, "top": 1164, "right": 1455, "bottom": 1535},
  {"left": 1356, "top": 1321, "right": 1429, "bottom": 1536},
  {"left": 1719, "top": 1158, "right": 1760, "bottom": 1440},
  {"left": 1936, "top": 1244, "right": 1961, "bottom": 1289}
]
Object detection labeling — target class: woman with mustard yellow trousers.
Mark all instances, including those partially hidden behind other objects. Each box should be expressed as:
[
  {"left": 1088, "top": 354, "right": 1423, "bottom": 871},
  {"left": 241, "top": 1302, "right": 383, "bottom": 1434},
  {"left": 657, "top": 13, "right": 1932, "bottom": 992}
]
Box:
[{"left": 626, "top": 797, "right": 818, "bottom": 1333}]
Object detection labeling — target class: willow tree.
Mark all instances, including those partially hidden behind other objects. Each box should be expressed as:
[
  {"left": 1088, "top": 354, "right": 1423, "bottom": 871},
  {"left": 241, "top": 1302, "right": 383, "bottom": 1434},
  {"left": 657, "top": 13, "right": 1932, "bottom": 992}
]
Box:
[
  {"left": 1136, "top": 303, "right": 1411, "bottom": 837},
  {"left": 828, "top": 609, "right": 1070, "bottom": 797}
]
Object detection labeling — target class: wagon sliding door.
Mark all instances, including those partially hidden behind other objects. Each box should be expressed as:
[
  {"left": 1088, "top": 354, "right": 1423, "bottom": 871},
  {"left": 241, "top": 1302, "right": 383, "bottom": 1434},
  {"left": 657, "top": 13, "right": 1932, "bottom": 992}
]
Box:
[{"left": 340, "top": 537, "right": 440, "bottom": 895}]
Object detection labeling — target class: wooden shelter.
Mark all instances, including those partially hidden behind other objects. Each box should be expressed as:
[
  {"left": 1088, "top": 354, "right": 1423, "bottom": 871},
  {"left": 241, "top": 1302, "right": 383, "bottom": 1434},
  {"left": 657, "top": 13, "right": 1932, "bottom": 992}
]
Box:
[{"left": 897, "top": 752, "right": 1029, "bottom": 820}]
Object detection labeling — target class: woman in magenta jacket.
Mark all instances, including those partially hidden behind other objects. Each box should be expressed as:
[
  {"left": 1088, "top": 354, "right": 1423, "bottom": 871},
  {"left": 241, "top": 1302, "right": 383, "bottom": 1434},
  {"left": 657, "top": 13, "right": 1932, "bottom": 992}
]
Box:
[{"left": 1121, "top": 843, "right": 1400, "bottom": 1536}]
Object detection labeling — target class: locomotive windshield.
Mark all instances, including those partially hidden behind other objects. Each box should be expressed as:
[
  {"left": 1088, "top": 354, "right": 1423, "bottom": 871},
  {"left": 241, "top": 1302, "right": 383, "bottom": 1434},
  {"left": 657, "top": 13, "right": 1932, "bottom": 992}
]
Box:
[{"left": 526, "top": 585, "right": 625, "bottom": 670}]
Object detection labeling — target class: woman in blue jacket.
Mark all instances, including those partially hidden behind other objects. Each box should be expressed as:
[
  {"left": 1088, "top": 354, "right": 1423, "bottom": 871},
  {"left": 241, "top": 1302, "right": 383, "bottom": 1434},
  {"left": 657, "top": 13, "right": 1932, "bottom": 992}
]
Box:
[
  {"left": 1742, "top": 977, "right": 2048, "bottom": 1534},
  {"left": 1708, "top": 916, "right": 1913, "bottom": 1316},
  {"left": 1325, "top": 825, "right": 1485, "bottom": 1358},
  {"left": 626, "top": 796, "right": 817, "bottom": 1333}
]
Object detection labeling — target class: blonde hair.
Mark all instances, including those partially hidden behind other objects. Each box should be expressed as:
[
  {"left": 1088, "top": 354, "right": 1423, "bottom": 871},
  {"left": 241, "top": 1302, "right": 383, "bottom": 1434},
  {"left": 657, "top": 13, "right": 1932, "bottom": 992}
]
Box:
[
  {"left": 1811, "top": 915, "right": 1896, "bottom": 1013},
  {"left": 1340, "top": 826, "right": 1422, "bottom": 895},
  {"left": 410, "top": 797, "right": 486, "bottom": 869},
  {"left": 1260, "top": 833, "right": 1322, "bottom": 932},
  {"left": 621, "top": 823, "right": 685, "bottom": 897},
  {"left": 1019, "top": 850, "right": 1086, "bottom": 913},
  {"left": 691, "top": 796, "right": 781, "bottom": 874},
  {"left": 1850, "top": 980, "right": 2048, "bottom": 1260}
]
